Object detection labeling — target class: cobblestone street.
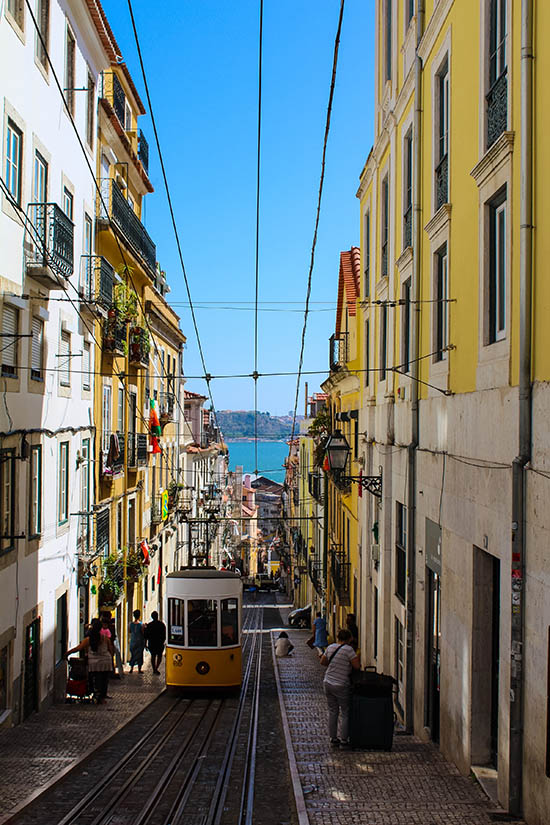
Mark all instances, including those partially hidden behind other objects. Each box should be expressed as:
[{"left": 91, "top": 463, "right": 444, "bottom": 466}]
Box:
[
  {"left": 277, "top": 628, "right": 525, "bottom": 825},
  {"left": 0, "top": 663, "right": 164, "bottom": 820}
]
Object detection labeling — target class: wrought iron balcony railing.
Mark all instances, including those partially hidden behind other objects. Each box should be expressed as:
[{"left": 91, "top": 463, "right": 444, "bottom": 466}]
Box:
[
  {"left": 435, "top": 153, "right": 449, "bottom": 212},
  {"left": 79, "top": 255, "right": 115, "bottom": 308},
  {"left": 486, "top": 70, "right": 507, "bottom": 149},
  {"left": 25, "top": 202, "right": 74, "bottom": 282},
  {"left": 101, "top": 431, "right": 125, "bottom": 478},
  {"left": 98, "top": 178, "right": 156, "bottom": 274},
  {"left": 308, "top": 471, "right": 324, "bottom": 504},
  {"left": 403, "top": 205, "right": 412, "bottom": 250},
  {"left": 151, "top": 495, "right": 162, "bottom": 524},
  {"left": 159, "top": 391, "right": 175, "bottom": 421},
  {"left": 308, "top": 555, "right": 324, "bottom": 596},
  {"left": 138, "top": 130, "right": 149, "bottom": 173},
  {"left": 103, "top": 309, "right": 127, "bottom": 355},
  {"left": 100, "top": 70, "right": 127, "bottom": 130},
  {"left": 127, "top": 432, "right": 148, "bottom": 468},
  {"left": 129, "top": 325, "right": 150, "bottom": 366},
  {"left": 381, "top": 239, "right": 388, "bottom": 277},
  {"left": 330, "top": 547, "right": 350, "bottom": 600},
  {"left": 329, "top": 333, "right": 348, "bottom": 372}
]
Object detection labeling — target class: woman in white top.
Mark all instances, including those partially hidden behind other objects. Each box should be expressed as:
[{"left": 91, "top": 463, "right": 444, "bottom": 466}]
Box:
[
  {"left": 320, "top": 628, "right": 360, "bottom": 746},
  {"left": 275, "top": 631, "right": 294, "bottom": 657}
]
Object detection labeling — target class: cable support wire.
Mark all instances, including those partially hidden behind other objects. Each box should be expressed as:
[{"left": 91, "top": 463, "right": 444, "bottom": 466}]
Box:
[
  {"left": 289, "top": 0, "right": 345, "bottom": 452},
  {"left": 125, "top": 0, "right": 221, "bottom": 435},
  {"left": 23, "top": 0, "right": 203, "bottom": 439}
]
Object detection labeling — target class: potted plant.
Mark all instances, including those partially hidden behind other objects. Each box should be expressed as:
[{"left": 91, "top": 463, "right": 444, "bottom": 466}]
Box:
[{"left": 125, "top": 546, "right": 145, "bottom": 582}]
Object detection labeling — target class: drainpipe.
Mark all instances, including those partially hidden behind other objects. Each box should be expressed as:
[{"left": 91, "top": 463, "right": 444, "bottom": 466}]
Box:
[
  {"left": 405, "top": 1, "right": 425, "bottom": 732},
  {"left": 509, "top": 0, "right": 533, "bottom": 814}
]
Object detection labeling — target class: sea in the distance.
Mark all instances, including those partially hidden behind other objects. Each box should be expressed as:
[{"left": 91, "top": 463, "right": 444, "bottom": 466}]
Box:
[{"left": 227, "top": 440, "right": 289, "bottom": 484}]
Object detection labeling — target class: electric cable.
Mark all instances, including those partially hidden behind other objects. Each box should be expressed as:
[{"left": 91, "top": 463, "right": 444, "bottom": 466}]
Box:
[{"left": 253, "top": 0, "right": 264, "bottom": 477}]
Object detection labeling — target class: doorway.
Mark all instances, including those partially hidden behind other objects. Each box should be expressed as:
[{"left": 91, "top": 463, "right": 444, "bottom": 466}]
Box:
[
  {"left": 426, "top": 568, "right": 441, "bottom": 743},
  {"left": 23, "top": 618, "right": 40, "bottom": 719}
]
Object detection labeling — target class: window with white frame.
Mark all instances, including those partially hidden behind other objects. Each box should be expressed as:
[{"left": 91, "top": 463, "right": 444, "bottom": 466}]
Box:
[
  {"left": 406, "top": 0, "right": 414, "bottom": 29},
  {"left": 117, "top": 385, "right": 124, "bottom": 433},
  {"left": 487, "top": 0, "right": 507, "bottom": 148},
  {"left": 29, "top": 445, "right": 42, "bottom": 536},
  {"left": 58, "top": 441, "right": 69, "bottom": 524},
  {"left": 79, "top": 438, "right": 90, "bottom": 549},
  {"left": 65, "top": 26, "right": 76, "bottom": 115},
  {"left": 82, "top": 342, "right": 91, "bottom": 391},
  {"left": 435, "top": 244, "right": 448, "bottom": 361},
  {"left": 381, "top": 174, "right": 389, "bottom": 277},
  {"left": 83, "top": 213, "right": 93, "bottom": 298},
  {"left": 59, "top": 330, "right": 70, "bottom": 386},
  {"left": 403, "top": 130, "right": 413, "bottom": 250},
  {"left": 102, "top": 384, "right": 111, "bottom": 452},
  {"left": 124, "top": 100, "right": 132, "bottom": 131},
  {"left": 384, "top": 0, "right": 392, "bottom": 82},
  {"left": 5, "top": 119, "right": 22, "bottom": 205},
  {"left": 488, "top": 190, "right": 507, "bottom": 344},
  {"left": 35, "top": 0, "right": 49, "bottom": 69},
  {"left": 435, "top": 58, "right": 449, "bottom": 211},
  {"left": 63, "top": 186, "right": 73, "bottom": 220},
  {"left": 0, "top": 449, "right": 15, "bottom": 553},
  {"left": 1, "top": 305, "right": 19, "bottom": 377},
  {"left": 379, "top": 303, "right": 388, "bottom": 381},
  {"left": 7, "top": 0, "right": 24, "bottom": 29},
  {"left": 31, "top": 316, "right": 44, "bottom": 381},
  {"left": 33, "top": 150, "right": 47, "bottom": 203},
  {"left": 401, "top": 278, "right": 411, "bottom": 372}
]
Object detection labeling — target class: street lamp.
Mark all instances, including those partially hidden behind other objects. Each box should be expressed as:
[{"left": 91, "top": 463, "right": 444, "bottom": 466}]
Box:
[{"left": 325, "top": 429, "right": 382, "bottom": 499}]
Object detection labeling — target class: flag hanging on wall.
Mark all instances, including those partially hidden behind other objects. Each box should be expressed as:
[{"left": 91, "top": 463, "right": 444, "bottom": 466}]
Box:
[
  {"left": 149, "top": 399, "right": 161, "bottom": 436},
  {"left": 140, "top": 539, "right": 151, "bottom": 565}
]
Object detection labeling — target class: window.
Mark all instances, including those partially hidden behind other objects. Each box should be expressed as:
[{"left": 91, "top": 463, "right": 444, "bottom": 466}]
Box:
[
  {"left": 59, "top": 330, "right": 70, "bottom": 387},
  {"left": 384, "top": 0, "right": 392, "bottom": 82},
  {"left": 55, "top": 593, "right": 67, "bottom": 664},
  {"left": 364, "top": 211, "right": 370, "bottom": 297},
  {"left": 488, "top": 192, "right": 507, "bottom": 343},
  {"left": 7, "top": 0, "right": 24, "bottom": 29},
  {"left": 116, "top": 501, "right": 123, "bottom": 550},
  {"left": 380, "top": 304, "right": 387, "bottom": 381},
  {"left": 365, "top": 319, "right": 370, "bottom": 387},
  {"left": 374, "top": 586, "right": 379, "bottom": 659},
  {"left": 124, "top": 100, "right": 132, "bottom": 131},
  {"left": 402, "top": 279, "right": 411, "bottom": 372},
  {"left": 381, "top": 175, "right": 389, "bottom": 277},
  {"left": 63, "top": 186, "right": 73, "bottom": 220},
  {"left": 80, "top": 439, "right": 90, "bottom": 550},
  {"left": 396, "top": 502, "right": 407, "bottom": 602},
  {"left": 168, "top": 598, "right": 185, "bottom": 644},
  {"left": 2, "top": 305, "right": 18, "bottom": 377},
  {"left": 403, "top": 131, "right": 413, "bottom": 249},
  {"left": 86, "top": 72, "right": 95, "bottom": 148},
  {"left": 31, "top": 316, "right": 44, "bottom": 381},
  {"left": 30, "top": 445, "right": 42, "bottom": 536},
  {"left": 96, "top": 507, "right": 109, "bottom": 556},
  {"left": 395, "top": 617, "right": 405, "bottom": 711},
  {"left": 33, "top": 150, "right": 48, "bottom": 203},
  {"left": 82, "top": 342, "right": 91, "bottom": 391},
  {"left": 406, "top": 0, "right": 414, "bottom": 28},
  {"left": 83, "top": 214, "right": 93, "bottom": 297},
  {"left": 5, "top": 120, "right": 22, "bottom": 204},
  {"left": 65, "top": 27, "right": 76, "bottom": 115},
  {"left": 221, "top": 598, "right": 239, "bottom": 646},
  {"left": 435, "top": 59, "right": 449, "bottom": 210},
  {"left": 489, "top": 0, "right": 506, "bottom": 86},
  {"left": 0, "top": 450, "right": 15, "bottom": 553},
  {"left": 435, "top": 244, "right": 448, "bottom": 361},
  {"left": 102, "top": 385, "right": 112, "bottom": 452},
  {"left": 35, "top": 0, "right": 49, "bottom": 69},
  {"left": 58, "top": 441, "right": 69, "bottom": 524},
  {"left": 117, "top": 386, "right": 124, "bottom": 433},
  {"left": 188, "top": 599, "right": 218, "bottom": 647}
]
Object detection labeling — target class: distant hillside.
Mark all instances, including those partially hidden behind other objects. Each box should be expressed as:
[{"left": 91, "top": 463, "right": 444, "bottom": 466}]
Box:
[{"left": 218, "top": 410, "right": 302, "bottom": 440}]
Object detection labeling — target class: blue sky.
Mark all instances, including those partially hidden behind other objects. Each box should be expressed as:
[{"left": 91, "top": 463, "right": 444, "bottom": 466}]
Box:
[{"left": 101, "top": 0, "right": 375, "bottom": 415}]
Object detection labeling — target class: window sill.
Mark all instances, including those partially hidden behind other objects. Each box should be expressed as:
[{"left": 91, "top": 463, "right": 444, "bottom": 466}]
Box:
[{"left": 424, "top": 204, "right": 451, "bottom": 242}]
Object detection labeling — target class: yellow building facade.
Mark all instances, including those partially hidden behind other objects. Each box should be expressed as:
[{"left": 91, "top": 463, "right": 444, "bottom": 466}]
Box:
[{"left": 356, "top": 1, "right": 548, "bottom": 820}]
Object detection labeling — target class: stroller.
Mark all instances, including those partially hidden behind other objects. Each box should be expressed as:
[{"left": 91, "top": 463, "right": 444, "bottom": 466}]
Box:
[{"left": 66, "top": 656, "right": 94, "bottom": 703}]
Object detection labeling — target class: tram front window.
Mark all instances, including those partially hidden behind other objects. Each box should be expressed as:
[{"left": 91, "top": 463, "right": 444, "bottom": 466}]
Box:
[
  {"left": 221, "top": 598, "right": 238, "bottom": 646},
  {"left": 168, "top": 598, "right": 185, "bottom": 644},
  {"left": 188, "top": 599, "right": 218, "bottom": 647}
]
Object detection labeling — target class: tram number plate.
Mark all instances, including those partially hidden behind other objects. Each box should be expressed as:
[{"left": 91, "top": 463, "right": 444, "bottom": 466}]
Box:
[
  {"left": 173, "top": 652, "right": 183, "bottom": 667},
  {"left": 171, "top": 625, "right": 183, "bottom": 635}
]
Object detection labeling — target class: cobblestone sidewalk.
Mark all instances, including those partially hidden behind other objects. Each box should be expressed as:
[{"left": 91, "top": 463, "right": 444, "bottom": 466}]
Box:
[
  {"left": 276, "top": 628, "right": 524, "bottom": 825},
  {"left": 0, "top": 662, "right": 164, "bottom": 818}
]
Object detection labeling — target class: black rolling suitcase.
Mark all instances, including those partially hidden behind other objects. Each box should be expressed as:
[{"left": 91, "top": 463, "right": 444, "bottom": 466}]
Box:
[{"left": 349, "top": 669, "right": 396, "bottom": 750}]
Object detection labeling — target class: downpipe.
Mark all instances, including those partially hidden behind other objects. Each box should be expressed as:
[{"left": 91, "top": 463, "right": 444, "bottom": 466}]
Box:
[{"left": 509, "top": 0, "right": 533, "bottom": 814}]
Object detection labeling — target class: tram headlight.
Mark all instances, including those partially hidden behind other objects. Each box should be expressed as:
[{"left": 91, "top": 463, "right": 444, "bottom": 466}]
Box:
[{"left": 196, "top": 661, "right": 210, "bottom": 675}]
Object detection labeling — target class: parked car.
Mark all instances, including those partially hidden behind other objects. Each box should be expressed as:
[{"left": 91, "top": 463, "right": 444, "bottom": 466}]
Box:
[{"left": 288, "top": 604, "right": 312, "bottom": 628}]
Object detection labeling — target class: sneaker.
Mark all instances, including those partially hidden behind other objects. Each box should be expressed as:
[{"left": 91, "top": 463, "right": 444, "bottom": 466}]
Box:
[{"left": 330, "top": 738, "right": 340, "bottom": 747}]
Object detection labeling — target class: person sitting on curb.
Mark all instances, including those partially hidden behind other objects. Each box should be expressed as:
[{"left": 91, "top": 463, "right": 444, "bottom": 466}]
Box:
[
  {"left": 320, "top": 628, "right": 360, "bottom": 748},
  {"left": 275, "top": 631, "right": 294, "bottom": 657}
]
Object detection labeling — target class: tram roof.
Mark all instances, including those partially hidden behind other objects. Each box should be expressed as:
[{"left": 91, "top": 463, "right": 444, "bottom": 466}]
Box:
[{"left": 167, "top": 569, "right": 242, "bottom": 580}]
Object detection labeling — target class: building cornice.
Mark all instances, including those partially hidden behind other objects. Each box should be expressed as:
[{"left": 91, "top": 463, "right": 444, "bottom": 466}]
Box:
[
  {"left": 424, "top": 203, "right": 452, "bottom": 242},
  {"left": 470, "top": 132, "right": 515, "bottom": 189}
]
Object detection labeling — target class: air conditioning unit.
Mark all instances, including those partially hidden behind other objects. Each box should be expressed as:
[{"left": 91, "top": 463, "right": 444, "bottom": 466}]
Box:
[{"left": 371, "top": 543, "right": 380, "bottom": 562}]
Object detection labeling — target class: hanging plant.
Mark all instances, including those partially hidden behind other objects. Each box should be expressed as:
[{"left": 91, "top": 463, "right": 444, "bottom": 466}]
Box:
[{"left": 113, "top": 281, "right": 138, "bottom": 322}]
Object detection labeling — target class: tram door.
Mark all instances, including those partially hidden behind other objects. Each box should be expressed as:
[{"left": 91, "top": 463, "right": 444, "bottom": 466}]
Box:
[{"left": 23, "top": 618, "right": 40, "bottom": 719}]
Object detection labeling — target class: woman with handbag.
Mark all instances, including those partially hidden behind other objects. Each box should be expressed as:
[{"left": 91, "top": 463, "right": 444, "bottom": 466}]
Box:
[{"left": 320, "top": 628, "right": 360, "bottom": 747}]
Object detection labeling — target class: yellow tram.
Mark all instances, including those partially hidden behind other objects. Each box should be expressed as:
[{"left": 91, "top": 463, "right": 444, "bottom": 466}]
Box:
[{"left": 165, "top": 569, "right": 242, "bottom": 689}]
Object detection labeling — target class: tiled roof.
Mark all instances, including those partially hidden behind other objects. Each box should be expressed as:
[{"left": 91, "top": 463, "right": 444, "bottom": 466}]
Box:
[
  {"left": 336, "top": 246, "right": 360, "bottom": 336},
  {"left": 184, "top": 390, "right": 207, "bottom": 400},
  {"left": 84, "top": 0, "right": 122, "bottom": 62}
]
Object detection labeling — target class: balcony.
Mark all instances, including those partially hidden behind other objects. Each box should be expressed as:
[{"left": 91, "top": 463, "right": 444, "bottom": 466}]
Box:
[
  {"left": 101, "top": 431, "right": 125, "bottom": 479},
  {"left": 330, "top": 547, "right": 350, "bottom": 602},
  {"left": 129, "top": 325, "right": 150, "bottom": 367},
  {"left": 329, "top": 333, "right": 348, "bottom": 372},
  {"left": 24, "top": 202, "right": 74, "bottom": 284},
  {"left": 138, "top": 130, "right": 149, "bottom": 173},
  {"left": 103, "top": 308, "right": 127, "bottom": 356},
  {"left": 98, "top": 178, "right": 156, "bottom": 274},
  {"left": 80, "top": 255, "right": 115, "bottom": 310},
  {"left": 100, "top": 70, "right": 127, "bottom": 131},
  {"left": 403, "top": 205, "right": 412, "bottom": 250},
  {"left": 308, "top": 555, "right": 324, "bottom": 596},
  {"left": 127, "top": 432, "right": 148, "bottom": 468},
  {"left": 159, "top": 391, "right": 175, "bottom": 423},
  {"left": 486, "top": 70, "right": 508, "bottom": 149},
  {"left": 435, "top": 153, "right": 448, "bottom": 212},
  {"left": 308, "top": 471, "right": 324, "bottom": 504},
  {"left": 151, "top": 495, "right": 162, "bottom": 524}
]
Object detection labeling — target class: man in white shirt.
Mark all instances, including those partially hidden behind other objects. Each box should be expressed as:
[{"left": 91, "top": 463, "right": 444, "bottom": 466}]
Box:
[{"left": 320, "top": 628, "right": 360, "bottom": 747}]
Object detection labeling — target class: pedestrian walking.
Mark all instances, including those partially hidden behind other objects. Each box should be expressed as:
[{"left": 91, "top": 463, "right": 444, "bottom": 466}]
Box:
[
  {"left": 145, "top": 611, "right": 166, "bottom": 674},
  {"left": 129, "top": 609, "right": 145, "bottom": 673},
  {"left": 346, "top": 613, "right": 359, "bottom": 651},
  {"left": 275, "top": 631, "right": 294, "bottom": 657},
  {"left": 312, "top": 611, "right": 329, "bottom": 654},
  {"left": 320, "top": 628, "right": 360, "bottom": 747},
  {"left": 66, "top": 618, "right": 114, "bottom": 704}
]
